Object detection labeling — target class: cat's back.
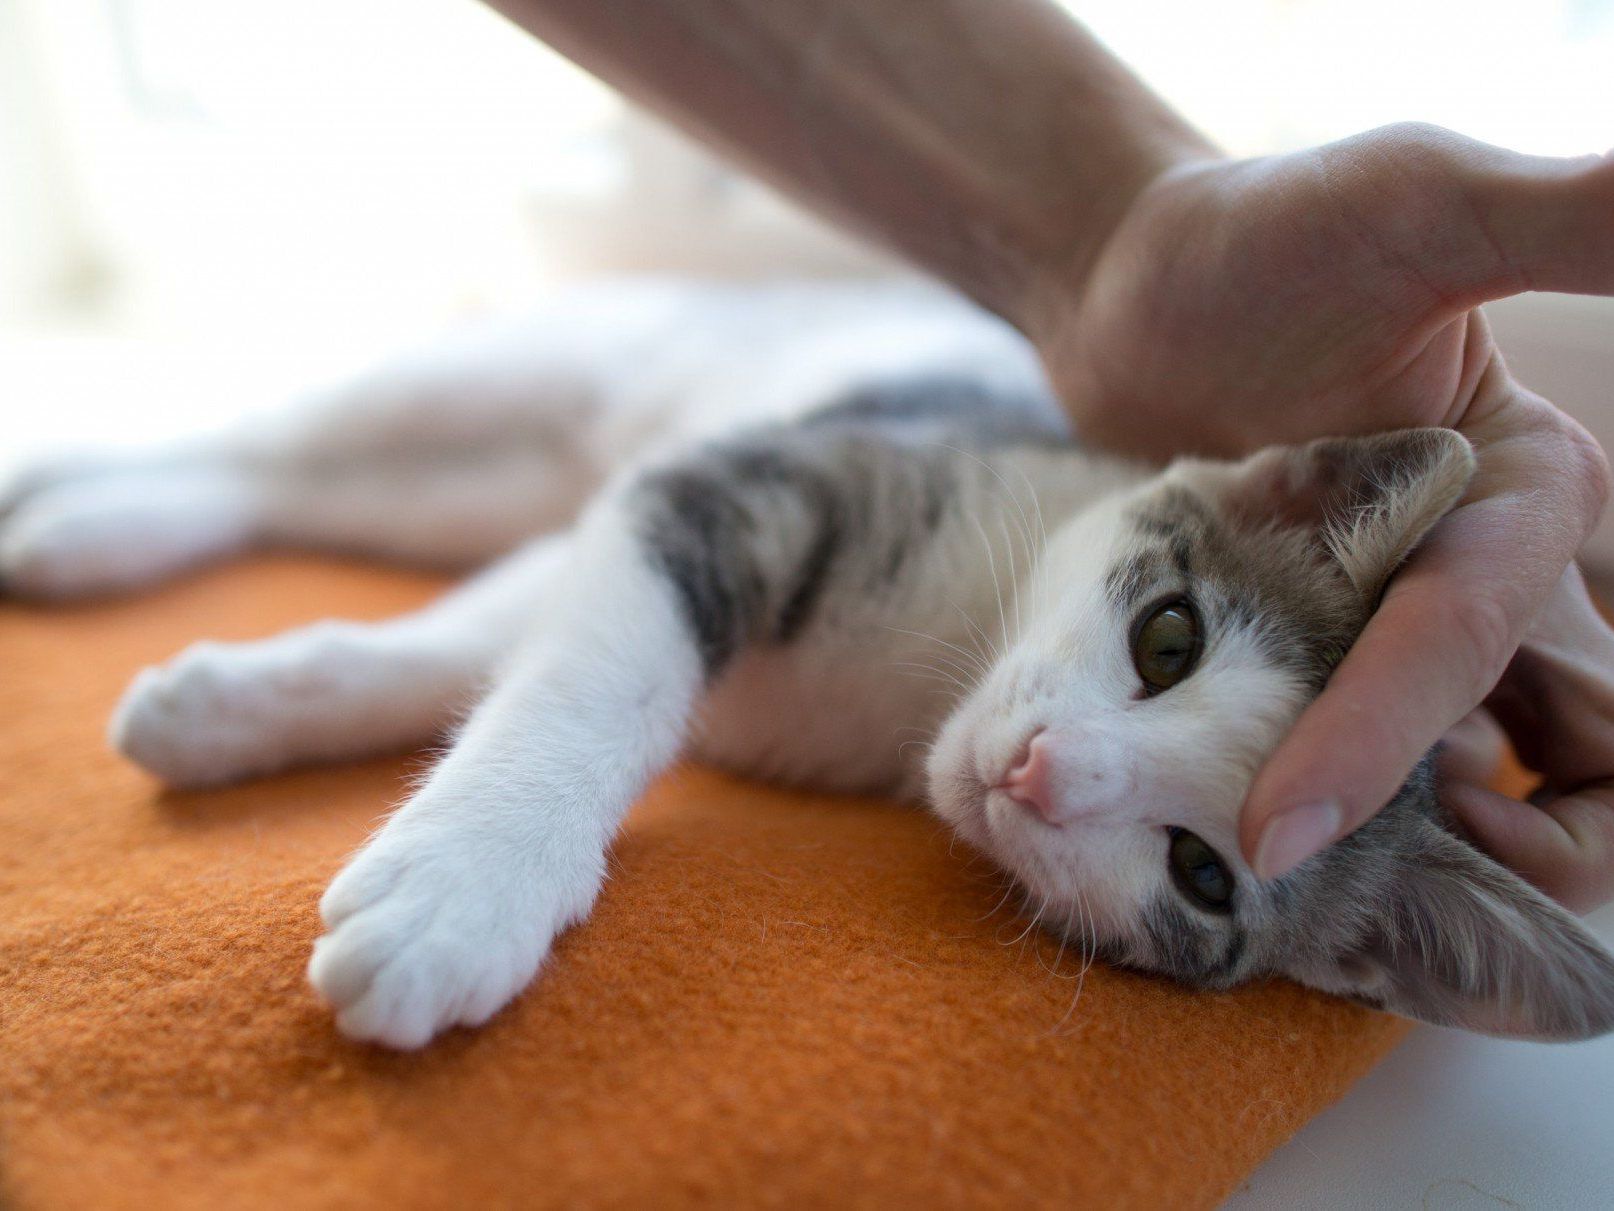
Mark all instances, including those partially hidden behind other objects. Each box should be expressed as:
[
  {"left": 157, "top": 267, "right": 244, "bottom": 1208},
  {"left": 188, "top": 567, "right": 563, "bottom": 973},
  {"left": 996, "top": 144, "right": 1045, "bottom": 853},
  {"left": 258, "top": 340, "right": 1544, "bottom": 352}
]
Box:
[{"left": 562, "top": 276, "right": 1060, "bottom": 448}]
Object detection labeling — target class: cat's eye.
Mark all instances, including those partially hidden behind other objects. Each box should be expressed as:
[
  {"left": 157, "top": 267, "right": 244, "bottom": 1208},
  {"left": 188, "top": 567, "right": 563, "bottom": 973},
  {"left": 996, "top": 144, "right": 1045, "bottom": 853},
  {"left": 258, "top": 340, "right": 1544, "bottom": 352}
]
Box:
[
  {"left": 1167, "top": 827, "right": 1234, "bottom": 913},
  {"left": 1132, "top": 598, "right": 1202, "bottom": 694}
]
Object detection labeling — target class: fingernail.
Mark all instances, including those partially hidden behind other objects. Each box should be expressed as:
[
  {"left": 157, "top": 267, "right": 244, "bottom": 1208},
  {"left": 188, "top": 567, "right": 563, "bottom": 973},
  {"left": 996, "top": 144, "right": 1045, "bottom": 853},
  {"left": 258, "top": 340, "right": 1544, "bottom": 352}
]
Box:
[{"left": 1253, "top": 801, "right": 1342, "bottom": 880}]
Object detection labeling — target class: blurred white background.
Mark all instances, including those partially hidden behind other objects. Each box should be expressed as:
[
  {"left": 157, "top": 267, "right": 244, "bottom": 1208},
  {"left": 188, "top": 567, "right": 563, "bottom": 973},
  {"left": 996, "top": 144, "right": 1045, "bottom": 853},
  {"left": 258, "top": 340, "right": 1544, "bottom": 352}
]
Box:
[
  {"left": 3, "top": 0, "right": 1612, "bottom": 498},
  {"left": 6, "top": 1, "right": 1614, "bottom": 335}
]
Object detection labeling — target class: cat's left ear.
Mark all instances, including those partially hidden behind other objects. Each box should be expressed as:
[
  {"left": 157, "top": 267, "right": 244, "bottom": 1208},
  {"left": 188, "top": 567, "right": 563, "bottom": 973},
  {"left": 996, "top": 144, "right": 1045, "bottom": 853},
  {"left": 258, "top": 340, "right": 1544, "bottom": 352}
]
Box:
[
  {"left": 1196, "top": 428, "right": 1476, "bottom": 599},
  {"left": 1287, "top": 818, "right": 1614, "bottom": 1040}
]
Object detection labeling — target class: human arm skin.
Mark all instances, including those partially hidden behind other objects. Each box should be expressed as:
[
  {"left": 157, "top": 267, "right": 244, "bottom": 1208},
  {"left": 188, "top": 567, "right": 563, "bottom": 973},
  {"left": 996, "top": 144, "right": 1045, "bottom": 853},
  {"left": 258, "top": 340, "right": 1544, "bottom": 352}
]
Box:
[
  {"left": 481, "top": 0, "right": 1215, "bottom": 334},
  {"left": 483, "top": 0, "right": 1614, "bottom": 907}
]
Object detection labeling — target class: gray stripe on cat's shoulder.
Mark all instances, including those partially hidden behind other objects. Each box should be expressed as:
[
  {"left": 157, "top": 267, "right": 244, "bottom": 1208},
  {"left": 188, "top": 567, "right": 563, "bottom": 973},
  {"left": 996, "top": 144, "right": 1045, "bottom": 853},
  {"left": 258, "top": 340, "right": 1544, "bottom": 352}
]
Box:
[{"left": 631, "top": 383, "right": 1013, "bottom": 676}]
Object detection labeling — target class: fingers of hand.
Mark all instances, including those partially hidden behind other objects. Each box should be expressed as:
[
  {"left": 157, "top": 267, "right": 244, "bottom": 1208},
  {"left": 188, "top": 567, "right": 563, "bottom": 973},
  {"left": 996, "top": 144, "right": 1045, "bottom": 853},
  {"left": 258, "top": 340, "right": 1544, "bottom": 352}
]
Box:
[
  {"left": 1463, "top": 140, "right": 1614, "bottom": 299},
  {"left": 1241, "top": 389, "right": 1609, "bottom": 878},
  {"left": 1446, "top": 781, "right": 1614, "bottom": 914},
  {"left": 1437, "top": 708, "right": 1508, "bottom": 788},
  {"left": 1349, "top": 123, "right": 1614, "bottom": 302},
  {"left": 1452, "top": 564, "right": 1614, "bottom": 914}
]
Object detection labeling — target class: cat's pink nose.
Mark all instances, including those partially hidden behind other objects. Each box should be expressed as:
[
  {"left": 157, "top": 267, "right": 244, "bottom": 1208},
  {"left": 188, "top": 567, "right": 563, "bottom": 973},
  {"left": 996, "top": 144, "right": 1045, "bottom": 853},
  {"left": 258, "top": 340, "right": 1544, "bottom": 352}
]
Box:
[{"left": 999, "top": 731, "right": 1057, "bottom": 824}]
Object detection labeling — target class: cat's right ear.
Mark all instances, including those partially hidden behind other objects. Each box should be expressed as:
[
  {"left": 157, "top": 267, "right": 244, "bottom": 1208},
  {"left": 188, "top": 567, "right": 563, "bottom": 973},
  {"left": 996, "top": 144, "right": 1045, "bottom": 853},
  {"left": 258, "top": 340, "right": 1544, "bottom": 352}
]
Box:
[
  {"left": 1185, "top": 428, "right": 1476, "bottom": 601},
  {"left": 1289, "top": 818, "right": 1614, "bottom": 1040}
]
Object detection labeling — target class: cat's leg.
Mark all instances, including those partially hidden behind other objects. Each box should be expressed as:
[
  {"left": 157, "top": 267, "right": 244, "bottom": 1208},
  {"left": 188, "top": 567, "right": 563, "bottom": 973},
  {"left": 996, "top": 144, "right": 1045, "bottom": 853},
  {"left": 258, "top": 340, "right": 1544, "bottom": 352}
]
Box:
[
  {"left": 306, "top": 512, "right": 708, "bottom": 1047},
  {"left": 0, "top": 308, "right": 643, "bottom": 599},
  {"left": 0, "top": 423, "right": 595, "bottom": 603},
  {"left": 301, "top": 424, "right": 981, "bottom": 1047},
  {"left": 111, "top": 536, "right": 570, "bottom": 788},
  {"left": 0, "top": 460, "right": 269, "bottom": 600},
  {"left": 299, "top": 418, "right": 1028, "bottom": 1047}
]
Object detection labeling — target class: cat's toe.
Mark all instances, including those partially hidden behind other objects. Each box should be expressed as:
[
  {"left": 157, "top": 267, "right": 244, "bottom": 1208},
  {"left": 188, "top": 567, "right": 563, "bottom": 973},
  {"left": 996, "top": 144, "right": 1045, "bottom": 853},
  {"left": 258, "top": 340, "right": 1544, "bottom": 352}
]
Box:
[
  {"left": 0, "top": 452, "right": 107, "bottom": 524},
  {"left": 317, "top": 840, "right": 410, "bottom": 929},
  {"left": 0, "top": 473, "right": 253, "bottom": 600},
  {"left": 110, "top": 642, "right": 313, "bottom": 787},
  {"left": 0, "top": 489, "right": 130, "bottom": 599},
  {"left": 325, "top": 930, "right": 523, "bottom": 1049},
  {"left": 307, "top": 832, "right": 565, "bottom": 1049}
]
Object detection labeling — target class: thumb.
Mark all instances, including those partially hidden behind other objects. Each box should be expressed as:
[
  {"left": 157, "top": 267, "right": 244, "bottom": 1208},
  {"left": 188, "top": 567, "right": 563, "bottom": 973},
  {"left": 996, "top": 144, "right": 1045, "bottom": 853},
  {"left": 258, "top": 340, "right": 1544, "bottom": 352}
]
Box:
[
  {"left": 1440, "top": 130, "right": 1614, "bottom": 300},
  {"left": 1238, "top": 384, "right": 1608, "bottom": 878}
]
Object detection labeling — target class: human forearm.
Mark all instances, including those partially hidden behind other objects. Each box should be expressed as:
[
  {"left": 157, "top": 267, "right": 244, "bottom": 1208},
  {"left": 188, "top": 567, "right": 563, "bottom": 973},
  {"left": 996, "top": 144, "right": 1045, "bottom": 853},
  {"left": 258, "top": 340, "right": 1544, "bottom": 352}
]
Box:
[{"left": 482, "top": 0, "right": 1215, "bottom": 333}]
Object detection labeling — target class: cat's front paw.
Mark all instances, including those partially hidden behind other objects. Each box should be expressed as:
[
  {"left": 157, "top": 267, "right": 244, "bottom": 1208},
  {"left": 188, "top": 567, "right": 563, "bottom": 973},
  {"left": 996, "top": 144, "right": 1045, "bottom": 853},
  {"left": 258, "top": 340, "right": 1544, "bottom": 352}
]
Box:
[{"left": 308, "top": 818, "right": 595, "bottom": 1049}]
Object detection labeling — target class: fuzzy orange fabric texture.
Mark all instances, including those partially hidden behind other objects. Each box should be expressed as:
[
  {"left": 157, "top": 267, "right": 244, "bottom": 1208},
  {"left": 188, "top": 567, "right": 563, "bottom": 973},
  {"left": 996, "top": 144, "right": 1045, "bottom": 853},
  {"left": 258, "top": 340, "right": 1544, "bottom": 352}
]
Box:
[{"left": 3, "top": 556, "right": 1468, "bottom": 1210}]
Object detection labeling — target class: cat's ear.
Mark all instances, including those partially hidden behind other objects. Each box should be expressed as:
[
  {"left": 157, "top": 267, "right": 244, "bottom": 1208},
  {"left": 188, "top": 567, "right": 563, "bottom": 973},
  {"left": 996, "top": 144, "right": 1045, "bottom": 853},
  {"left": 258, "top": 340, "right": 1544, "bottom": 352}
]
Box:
[
  {"left": 1289, "top": 819, "right": 1614, "bottom": 1040},
  {"left": 1201, "top": 428, "right": 1476, "bottom": 599}
]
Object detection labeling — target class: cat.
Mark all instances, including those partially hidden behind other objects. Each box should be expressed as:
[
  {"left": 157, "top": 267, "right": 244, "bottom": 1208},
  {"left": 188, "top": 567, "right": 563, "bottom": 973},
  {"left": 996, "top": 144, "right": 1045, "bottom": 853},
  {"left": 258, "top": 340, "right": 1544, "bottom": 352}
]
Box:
[{"left": 4, "top": 278, "right": 1612, "bottom": 1049}]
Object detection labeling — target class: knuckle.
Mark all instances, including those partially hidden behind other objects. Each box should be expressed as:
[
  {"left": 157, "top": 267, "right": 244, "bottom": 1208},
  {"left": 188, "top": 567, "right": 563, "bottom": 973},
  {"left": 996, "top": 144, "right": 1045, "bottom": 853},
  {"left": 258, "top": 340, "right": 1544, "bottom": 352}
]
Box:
[
  {"left": 1445, "top": 591, "right": 1518, "bottom": 695},
  {"left": 1548, "top": 862, "right": 1614, "bottom": 916},
  {"left": 1374, "top": 120, "right": 1452, "bottom": 150},
  {"left": 1541, "top": 796, "right": 1614, "bottom": 913},
  {"left": 1357, "top": 121, "right": 1468, "bottom": 176},
  {"left": 1557, "top": 414, "right": 1613, "bottom": 522}
]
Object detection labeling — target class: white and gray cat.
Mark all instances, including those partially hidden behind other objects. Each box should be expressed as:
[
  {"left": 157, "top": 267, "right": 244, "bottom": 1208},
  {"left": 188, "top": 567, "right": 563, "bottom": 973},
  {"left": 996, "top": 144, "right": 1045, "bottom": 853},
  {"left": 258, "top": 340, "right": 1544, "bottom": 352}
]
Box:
[{"left": 5, "top": 280, "right": 1612, "bottom": 1048}]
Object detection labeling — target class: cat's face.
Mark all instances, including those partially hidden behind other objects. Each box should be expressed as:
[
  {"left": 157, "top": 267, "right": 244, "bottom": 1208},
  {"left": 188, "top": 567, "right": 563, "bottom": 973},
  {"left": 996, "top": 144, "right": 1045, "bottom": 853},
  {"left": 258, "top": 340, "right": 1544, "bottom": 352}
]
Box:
[{"left": 927, "top": 429, "right": 1614, "bottom": 1040}]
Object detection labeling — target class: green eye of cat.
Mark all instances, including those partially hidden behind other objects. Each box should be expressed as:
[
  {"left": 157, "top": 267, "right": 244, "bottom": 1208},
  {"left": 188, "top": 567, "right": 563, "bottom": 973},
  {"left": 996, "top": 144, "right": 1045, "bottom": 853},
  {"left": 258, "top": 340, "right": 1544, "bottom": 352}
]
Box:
[
  {"left": 1132, "top": 598, "right": 1202, "bottom": 694},
  {"left": 1167, "top": 827, "right": 1234, "bottom": 913}
]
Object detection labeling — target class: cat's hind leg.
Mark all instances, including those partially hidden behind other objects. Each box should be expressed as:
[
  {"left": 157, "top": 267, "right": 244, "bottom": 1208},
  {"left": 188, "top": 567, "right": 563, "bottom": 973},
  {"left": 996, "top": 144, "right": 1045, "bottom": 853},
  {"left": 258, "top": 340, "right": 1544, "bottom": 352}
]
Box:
[
  {"left": 0, "top": 306, "right": 637, "bottom": 599},
  {"left": 111, "top": 536, "right": 569, "bottom": 788},
  {"left": 0, "top": 457, "right": 268, "bottom": 600}
]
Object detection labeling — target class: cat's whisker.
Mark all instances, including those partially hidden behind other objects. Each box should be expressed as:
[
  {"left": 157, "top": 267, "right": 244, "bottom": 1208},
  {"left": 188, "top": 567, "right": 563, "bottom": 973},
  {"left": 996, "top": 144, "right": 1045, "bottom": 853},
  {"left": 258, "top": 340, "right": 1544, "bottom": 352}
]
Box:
[
  {"left": 976, "top": 875, "right": 1019, "bottom": 924},
  {"left": 889, "top": 662, "right": 972, "bottom": 696},
  {"left": 1002, "top": 891, "right": 1046, "bottom": 950},
  {"left": 1009, "top": 461, "right": 1050, "bottom": 553},
  {"left": 889, "top": 663, "right": 964, "bottom": 687},
  {"left": 969, "top": 515, "right": 1012, "bottom": 662},
  {"left": 906, "top": 650, "right": 983, "bottom": 684},
  {"left": 1077, "top": 889, "right": 1098, "bottom": 979},
  {"left": 944, "top": 596, "right": 998, "bottom": 674},
  {"left": 1051, "top": 891, "right": 1097, "bottom": 1035},
  {"left": 1039, "top": 901, "right": 1073, "bottom": 979},
  {"left": 940, "top": 444, "right": 1041, "bottom": 642},
  {"left": 996, "top": 511, "right": 1028, "bottom": 646},
  {"left": 933, "top": 441, "right": 1042, "bottom": 582},
  {"left": 895, "top": 737, "right": 934, "bottom": 764},
  {"left": 881, "top": 624, "right": 992, "bottom": 679},
  {"left": 1022, "top": 896, "right": 1050, "bottom": 957}
]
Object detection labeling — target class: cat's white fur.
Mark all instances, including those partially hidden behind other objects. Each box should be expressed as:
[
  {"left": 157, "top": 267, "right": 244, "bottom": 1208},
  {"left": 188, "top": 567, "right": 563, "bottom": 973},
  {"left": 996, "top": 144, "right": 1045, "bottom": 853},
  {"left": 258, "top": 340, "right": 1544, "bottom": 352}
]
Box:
[
  {"left": 8, "top": 279, "right": 1612, "bottom": 1047},
  {"left": 4, "top": 282, "right": 1067, "bottom": 1046}
]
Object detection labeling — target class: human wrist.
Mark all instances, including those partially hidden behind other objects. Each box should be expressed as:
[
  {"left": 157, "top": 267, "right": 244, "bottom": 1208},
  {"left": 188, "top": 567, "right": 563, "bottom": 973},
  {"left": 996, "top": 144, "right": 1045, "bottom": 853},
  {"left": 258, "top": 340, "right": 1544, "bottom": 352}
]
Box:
[{"left": 1009, "top": 134, "right": 1218, "bottom": 349}]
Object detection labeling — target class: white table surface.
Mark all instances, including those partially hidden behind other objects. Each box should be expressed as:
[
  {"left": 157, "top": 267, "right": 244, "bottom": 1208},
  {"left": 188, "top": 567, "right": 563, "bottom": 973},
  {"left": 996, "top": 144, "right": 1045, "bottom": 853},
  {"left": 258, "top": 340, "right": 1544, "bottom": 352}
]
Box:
[
  {"left": 7, "top": 333, "right": 1614, "bottom": 1211},
  {"left": 1224, "top": 907, "right": 1614, "bottom": 1210}
]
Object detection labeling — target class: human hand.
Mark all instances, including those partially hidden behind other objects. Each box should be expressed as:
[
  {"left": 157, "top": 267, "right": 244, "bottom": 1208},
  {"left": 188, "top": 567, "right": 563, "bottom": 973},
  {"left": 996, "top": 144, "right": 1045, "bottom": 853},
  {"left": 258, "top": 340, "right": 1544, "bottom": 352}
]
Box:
[
  {"left": 1034, "top": 123, "right": 1614, "bottom": 906},
  {"left": 1442, "top": 565, "right": 1614, "bottom": 913}
]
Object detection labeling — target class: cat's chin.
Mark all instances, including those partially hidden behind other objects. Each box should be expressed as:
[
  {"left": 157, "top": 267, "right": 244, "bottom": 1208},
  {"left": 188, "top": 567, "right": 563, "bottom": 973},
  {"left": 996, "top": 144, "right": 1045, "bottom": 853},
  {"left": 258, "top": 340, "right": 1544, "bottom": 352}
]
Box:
[{"left": 925, "top": 759, "right": 1062, "bottom": 898}]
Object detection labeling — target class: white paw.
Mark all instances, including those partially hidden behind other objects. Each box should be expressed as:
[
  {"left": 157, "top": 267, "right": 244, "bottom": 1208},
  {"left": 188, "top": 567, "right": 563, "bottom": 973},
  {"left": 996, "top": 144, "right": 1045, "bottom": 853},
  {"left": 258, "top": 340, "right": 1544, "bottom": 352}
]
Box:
[
  {"left": 308, "top": 817, "right": 595, "bottom": 1049},
  {"left": 0, "top": 451, "right": 104, "bottom": 518},
  {"left": 111, "top": 635, "right": 340, "bottom": 787},
  {"left": 0, "top": 472, "right": 253, "bottom": 600}
]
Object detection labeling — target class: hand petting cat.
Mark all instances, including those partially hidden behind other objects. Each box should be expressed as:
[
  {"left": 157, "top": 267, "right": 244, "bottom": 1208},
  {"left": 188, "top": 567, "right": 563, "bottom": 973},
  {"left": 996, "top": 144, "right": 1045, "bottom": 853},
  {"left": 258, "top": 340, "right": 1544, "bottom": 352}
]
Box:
[
  {"left": 487, "top": 0, "right": 1614, "bottom": 913},
  {"left": 1032, "top": 127, "right": 1614, "bottom": 910}
]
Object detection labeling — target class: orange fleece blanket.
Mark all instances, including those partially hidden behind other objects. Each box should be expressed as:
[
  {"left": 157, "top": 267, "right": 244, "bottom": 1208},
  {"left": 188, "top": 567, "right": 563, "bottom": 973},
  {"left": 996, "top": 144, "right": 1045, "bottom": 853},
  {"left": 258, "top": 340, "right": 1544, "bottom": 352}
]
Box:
[{"left": 1, "top": 557, "right": 1431, "bottom": 1209}]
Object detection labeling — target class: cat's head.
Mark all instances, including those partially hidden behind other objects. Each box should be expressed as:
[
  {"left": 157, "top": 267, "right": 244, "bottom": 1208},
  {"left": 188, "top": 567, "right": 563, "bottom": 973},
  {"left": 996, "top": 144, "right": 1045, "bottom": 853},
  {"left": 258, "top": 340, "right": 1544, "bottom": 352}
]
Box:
[{"left": 927, "top": 427, "right": 1614, "bottom": 1040}]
